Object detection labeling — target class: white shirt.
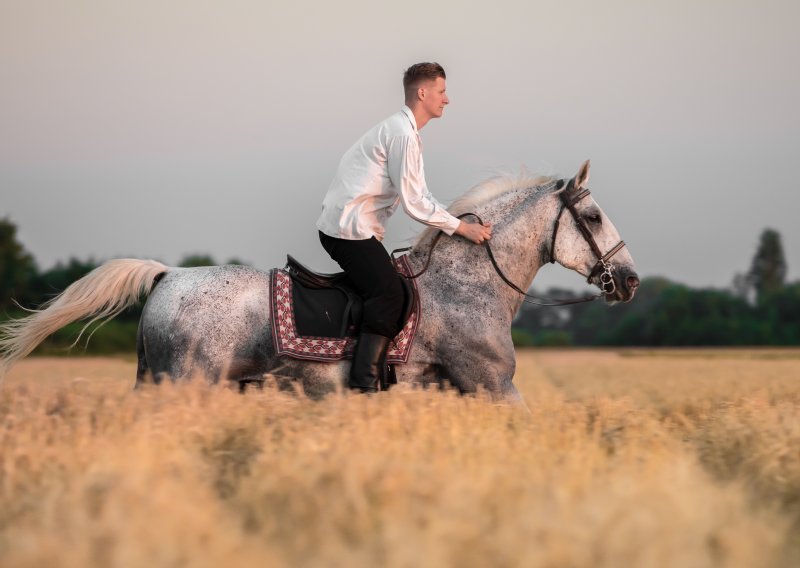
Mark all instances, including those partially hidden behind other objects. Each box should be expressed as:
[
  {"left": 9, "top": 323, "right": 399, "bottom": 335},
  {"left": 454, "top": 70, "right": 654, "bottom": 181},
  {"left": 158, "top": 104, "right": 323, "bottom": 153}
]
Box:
[{"left": 316, "top": 106, "right": 461, "bottom": 241}]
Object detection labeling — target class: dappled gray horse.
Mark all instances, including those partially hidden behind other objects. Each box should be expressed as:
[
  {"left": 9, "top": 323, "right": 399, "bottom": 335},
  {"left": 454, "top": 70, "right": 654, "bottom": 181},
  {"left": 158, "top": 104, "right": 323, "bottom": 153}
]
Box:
[{"left": 0, "top": 161, "right": 638, "bottom": 401}]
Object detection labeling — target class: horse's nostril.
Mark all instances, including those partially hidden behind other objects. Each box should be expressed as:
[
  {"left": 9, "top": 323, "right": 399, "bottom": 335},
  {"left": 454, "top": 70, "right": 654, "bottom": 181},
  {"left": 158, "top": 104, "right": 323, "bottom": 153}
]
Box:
[{"left": 627, "top": 275, "right": 640, "bottom": 290}]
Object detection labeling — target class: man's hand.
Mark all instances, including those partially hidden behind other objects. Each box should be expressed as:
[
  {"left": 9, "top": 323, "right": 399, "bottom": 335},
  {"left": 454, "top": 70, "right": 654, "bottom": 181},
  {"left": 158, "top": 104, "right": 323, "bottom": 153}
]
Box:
[{"left": 455, "top": 220, "right": 493, "bottom": 244}]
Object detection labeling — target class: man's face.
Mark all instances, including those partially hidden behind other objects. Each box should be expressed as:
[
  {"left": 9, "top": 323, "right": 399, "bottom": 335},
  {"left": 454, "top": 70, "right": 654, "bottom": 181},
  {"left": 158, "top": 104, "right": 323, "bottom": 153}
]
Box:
[{"left": 420, "top": 77, "right": 449, "bottom": 119}]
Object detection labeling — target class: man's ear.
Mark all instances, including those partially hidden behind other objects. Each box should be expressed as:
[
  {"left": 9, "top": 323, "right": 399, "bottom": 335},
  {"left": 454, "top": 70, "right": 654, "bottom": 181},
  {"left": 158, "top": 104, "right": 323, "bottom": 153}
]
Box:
[{"left": 417, "top": 86, "right": 426, "bottom": 101}]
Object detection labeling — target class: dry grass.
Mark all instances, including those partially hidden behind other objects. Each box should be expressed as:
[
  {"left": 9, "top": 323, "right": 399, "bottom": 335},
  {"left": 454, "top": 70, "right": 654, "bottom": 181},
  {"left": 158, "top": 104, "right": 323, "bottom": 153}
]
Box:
[{"left": 1, "top": 350, "right": 799, "bottom": 567}]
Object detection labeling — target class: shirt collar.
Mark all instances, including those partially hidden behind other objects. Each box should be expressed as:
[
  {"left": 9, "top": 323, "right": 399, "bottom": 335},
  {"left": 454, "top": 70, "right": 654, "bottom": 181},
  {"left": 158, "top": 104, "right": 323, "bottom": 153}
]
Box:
[{"left": 401, "top": 105, "right": 418, "bottom": 133}]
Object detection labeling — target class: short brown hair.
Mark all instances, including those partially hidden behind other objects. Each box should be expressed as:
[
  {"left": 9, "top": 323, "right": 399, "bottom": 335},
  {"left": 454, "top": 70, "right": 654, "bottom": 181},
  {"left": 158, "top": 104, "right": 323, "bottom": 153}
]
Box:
[{"left": 403, "top": 62, "right": 446, "bottom": 100}]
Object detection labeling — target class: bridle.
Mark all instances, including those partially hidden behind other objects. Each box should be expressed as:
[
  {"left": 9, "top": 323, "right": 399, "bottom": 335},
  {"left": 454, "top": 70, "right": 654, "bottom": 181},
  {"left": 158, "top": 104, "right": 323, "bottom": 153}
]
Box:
[
  {"left": 549, "top": 178, "right": 627, "bottom": 297},
  {"left": 392, "top": 177, "right": 628, "bottom": 306}
]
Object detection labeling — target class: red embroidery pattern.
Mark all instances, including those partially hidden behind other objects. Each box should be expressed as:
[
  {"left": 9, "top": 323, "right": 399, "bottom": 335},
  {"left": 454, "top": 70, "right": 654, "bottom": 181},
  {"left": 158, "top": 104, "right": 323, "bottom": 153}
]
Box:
[{"left": 271, "top": 256, "right": 420, "bottom": 363}]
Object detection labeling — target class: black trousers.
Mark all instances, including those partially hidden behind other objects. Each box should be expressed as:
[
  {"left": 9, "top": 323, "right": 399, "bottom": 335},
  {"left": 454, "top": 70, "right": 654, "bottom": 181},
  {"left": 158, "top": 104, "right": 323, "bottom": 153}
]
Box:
[{"left": 319, "top": 231, "right": 404, "bottom": 338}]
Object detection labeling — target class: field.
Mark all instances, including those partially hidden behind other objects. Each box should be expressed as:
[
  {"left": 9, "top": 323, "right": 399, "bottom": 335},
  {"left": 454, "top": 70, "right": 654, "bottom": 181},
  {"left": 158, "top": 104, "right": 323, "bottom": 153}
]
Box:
[{"left": 1, "top": 350, "right": 799, "bottom": 567}]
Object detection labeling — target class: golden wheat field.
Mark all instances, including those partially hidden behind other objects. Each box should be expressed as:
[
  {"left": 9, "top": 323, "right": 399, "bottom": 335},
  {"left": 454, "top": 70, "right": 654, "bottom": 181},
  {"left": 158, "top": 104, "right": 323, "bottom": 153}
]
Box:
[{"left": 1, "top": 350, "right": 799, "bottom": 568}]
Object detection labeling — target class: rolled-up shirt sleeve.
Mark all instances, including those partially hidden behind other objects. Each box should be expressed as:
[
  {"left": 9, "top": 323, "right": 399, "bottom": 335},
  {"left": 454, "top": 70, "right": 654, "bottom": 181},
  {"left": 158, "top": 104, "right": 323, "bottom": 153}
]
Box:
[{"left": 386, "top": 135, "right": 461, "bottom": 236}]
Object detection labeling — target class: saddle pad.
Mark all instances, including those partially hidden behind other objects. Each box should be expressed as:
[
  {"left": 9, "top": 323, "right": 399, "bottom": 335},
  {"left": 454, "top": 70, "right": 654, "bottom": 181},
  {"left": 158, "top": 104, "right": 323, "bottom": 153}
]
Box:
[
  {"left": 291, "top": 283, "right": 354, "bottom": 338},
  {"left": 270, "top": 255, "right": 420, "bottom": 363}
]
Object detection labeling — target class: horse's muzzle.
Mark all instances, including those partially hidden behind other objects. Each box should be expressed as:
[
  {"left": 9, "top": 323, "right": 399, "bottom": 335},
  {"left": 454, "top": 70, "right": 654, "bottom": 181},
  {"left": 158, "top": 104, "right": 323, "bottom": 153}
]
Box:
[{"left": 604, "top": 268, "right": 639, "bottom": 303}]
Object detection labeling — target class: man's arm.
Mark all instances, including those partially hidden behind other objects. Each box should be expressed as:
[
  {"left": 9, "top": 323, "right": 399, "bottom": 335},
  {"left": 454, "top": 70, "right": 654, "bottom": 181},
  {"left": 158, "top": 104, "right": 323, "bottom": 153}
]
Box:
[{"left": 387, "top": 136, "right": 492, "bottom": 243}]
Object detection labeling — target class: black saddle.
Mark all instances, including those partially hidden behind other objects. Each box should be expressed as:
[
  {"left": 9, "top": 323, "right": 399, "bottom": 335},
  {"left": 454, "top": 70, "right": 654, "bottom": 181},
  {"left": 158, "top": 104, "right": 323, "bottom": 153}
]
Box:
[{"left": 285, "top": 255, "right": 415, "bottom": 339}]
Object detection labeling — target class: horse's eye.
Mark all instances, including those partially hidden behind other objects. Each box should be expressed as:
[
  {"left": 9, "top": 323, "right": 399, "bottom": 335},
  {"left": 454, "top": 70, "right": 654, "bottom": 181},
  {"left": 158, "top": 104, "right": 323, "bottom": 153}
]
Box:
[{"left": 585, "top": 213, "right": 602, "bottom": 224}]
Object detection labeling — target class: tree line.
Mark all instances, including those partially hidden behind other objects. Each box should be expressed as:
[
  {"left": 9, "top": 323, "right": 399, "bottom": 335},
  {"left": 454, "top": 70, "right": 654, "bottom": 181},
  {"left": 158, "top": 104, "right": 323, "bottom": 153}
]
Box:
[
  {"left": 1, "top": 217, "right": 798, "bottom": 351},
  {"left": 513, "top": 229, "right": 799, "bottom": 346}
]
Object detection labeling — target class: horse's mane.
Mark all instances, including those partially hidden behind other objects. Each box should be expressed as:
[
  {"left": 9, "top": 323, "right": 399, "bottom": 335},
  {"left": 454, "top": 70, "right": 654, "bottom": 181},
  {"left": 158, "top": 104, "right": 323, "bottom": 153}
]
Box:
[{"left": 414, "top": 172, "right": 558, "bottom": 247}]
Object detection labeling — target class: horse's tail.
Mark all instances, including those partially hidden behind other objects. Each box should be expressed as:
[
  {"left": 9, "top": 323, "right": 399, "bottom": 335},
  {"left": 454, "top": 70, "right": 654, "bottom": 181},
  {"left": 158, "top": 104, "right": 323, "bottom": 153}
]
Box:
[{"left": 0, "top": 259, "right": 169, "bottom": 377}]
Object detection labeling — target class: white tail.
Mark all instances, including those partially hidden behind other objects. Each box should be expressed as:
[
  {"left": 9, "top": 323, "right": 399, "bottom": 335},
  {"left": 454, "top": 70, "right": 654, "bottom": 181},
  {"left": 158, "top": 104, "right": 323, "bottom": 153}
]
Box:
[{"left": 0, "top": 259, "right": 168, "bottom": 377}]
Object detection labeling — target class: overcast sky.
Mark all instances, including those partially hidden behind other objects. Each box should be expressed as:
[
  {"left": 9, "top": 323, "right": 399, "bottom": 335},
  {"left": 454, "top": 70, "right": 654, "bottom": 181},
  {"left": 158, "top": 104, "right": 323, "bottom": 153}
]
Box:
[{"left": 2, "top": 0, "right": 798, "bottom": 293}]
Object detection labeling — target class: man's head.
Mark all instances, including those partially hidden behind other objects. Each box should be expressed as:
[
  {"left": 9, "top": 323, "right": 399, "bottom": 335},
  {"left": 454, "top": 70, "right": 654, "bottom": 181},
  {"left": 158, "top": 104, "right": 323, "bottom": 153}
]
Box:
[{"left": 403, "top": 62, "right": 449, "bottom": 123}]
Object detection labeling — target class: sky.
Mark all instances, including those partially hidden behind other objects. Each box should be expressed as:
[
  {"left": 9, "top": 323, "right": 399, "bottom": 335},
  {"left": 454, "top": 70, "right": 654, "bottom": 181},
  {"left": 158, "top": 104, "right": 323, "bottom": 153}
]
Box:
[{"left": 2, "top": 0, "right": 799, "bottom": 294}]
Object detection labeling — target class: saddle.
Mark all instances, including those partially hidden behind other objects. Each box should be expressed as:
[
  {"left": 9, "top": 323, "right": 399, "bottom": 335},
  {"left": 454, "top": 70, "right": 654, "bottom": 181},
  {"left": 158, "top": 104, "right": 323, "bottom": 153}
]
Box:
[{"left": 284, "top": 254, "right": 416, "bottom": 340}]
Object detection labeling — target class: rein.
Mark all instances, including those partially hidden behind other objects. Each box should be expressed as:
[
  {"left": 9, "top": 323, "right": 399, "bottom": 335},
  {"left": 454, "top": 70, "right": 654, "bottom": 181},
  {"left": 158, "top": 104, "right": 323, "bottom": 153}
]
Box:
[{"left": 391, "top": 178, "right": 627, "bottom": 307}]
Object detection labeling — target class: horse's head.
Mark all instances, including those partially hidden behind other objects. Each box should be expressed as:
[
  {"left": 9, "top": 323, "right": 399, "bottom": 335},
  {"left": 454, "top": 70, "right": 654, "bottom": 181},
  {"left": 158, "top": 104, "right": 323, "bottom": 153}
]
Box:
[{"left": 551, "top": 160, "right": 639, "bottom": 303}]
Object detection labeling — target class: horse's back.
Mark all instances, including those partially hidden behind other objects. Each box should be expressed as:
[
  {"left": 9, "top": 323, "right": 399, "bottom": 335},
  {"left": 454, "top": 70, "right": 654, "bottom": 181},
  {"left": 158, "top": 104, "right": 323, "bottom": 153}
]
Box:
[{"left": 141, "top": 265, "right": 276, "bottom": 381}]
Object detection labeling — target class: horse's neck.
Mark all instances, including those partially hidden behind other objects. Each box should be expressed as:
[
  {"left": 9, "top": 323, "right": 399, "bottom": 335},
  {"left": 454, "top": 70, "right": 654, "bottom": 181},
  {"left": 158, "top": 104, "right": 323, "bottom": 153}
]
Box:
[{"left": 409, "top": 189, "right": 558, "bottom": 316}]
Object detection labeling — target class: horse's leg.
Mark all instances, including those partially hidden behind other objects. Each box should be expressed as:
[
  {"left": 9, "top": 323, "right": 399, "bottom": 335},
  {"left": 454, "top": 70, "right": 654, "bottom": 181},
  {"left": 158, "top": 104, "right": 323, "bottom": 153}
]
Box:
[
  {"left": 134, "top": 317, "right": 150, "bottom": 389},
  {"left": 438, "top": 334, "right": 523, "bottom": 403},
  {"left": 228, "top": 356, "right": 345, "bottom": 398},
  {"left": 499, "top": 382, "right": 530, "bottom": 411},
  {"left": 394, "top": 361, "right": 444, "bottom": 389},
  {"left": 262, "top": 358, "right": 349, "bottom": 400}
]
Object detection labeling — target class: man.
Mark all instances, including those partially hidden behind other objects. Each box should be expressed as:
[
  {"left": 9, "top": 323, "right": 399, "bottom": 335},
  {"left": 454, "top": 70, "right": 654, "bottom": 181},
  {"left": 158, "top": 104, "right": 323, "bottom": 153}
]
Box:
[{"left": 317, "top": 62, "right": 492, "bottom": 392}]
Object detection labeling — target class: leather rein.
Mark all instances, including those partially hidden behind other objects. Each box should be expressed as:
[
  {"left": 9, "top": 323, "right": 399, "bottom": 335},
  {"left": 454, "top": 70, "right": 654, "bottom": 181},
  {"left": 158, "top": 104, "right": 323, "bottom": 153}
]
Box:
[{"left": 391, "top": 178, "right": 627, "bottom": 307}]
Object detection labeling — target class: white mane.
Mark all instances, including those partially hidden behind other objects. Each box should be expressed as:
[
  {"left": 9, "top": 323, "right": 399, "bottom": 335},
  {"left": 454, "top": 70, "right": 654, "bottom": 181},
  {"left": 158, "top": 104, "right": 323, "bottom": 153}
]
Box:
[
  {"left": 448, "top": 173, "right": 557, "bottom": 216},
  {"left": 415, "top": 172, "right": 558, "bottom": 246}
]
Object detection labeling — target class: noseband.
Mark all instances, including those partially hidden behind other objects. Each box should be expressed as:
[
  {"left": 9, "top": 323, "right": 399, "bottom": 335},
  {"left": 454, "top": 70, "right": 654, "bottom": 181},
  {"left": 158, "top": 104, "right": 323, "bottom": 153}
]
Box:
[
  {"left": 392, "top": 176, "right": 628, "bottom": 306},
  {"left": 549, "top": 178, "right": 627, "bottom": 296}
]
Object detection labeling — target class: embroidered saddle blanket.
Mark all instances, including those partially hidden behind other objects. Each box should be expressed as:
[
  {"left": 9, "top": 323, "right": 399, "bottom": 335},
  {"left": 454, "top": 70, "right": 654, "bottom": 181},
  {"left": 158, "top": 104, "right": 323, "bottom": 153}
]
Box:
[{"left": 270, "top": 255, "right": 420, "bottom": 363}]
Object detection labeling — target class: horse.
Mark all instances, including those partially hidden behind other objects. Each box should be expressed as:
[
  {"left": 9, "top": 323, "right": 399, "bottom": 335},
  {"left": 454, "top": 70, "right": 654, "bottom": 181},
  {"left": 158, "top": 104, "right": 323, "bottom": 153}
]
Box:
[{"left": 0, "top": 161, "right": 638, "bottom": 401}]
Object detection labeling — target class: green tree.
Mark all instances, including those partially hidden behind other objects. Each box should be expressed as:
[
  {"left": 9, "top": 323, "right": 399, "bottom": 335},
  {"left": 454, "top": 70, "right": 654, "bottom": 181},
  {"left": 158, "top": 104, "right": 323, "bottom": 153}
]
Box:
[
  {"left": 27, "top": 257, "right": 99, "bottom": 306},
  {"left": 764, "top": 283, "right": 800, "bottom": 344},
  {"left": 748, "top": 228, "right": 786, "bottom": 301},
  {"left": 0, "top": 217, "right": 36, "bottom": 310},
  {"left": 178, "top": 254, "right": 217, "bottom": 267}
]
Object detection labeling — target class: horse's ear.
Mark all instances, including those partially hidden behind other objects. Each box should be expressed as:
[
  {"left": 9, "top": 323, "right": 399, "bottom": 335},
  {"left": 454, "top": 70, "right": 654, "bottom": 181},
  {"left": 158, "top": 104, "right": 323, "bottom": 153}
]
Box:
[{"left": 575, "top": 160, "right": 591, "bottom": 189}]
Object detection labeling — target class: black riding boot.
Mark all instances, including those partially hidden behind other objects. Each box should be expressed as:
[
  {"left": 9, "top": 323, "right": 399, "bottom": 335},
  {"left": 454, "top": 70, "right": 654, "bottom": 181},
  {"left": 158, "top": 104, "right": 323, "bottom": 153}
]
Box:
[{"left": 349, "top": 333, "right": 391, "bottom": 393}]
